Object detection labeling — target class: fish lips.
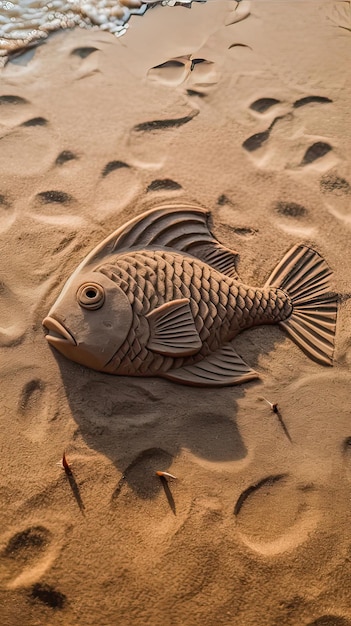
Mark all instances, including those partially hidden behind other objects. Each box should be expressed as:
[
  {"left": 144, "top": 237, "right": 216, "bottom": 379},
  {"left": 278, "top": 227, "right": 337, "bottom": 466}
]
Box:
[{"left": 43, "top": 316, "right": 77, "bottom": 347}]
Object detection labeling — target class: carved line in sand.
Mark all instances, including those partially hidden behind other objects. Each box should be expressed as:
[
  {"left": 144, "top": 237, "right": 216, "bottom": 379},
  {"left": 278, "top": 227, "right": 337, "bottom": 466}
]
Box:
[{"left": 43, "top": 205, "right": 338, "bottom": 386}]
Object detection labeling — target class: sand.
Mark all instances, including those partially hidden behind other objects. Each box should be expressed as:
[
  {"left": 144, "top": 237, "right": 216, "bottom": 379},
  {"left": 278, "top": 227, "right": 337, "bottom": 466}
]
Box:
[{"left": 1, "top": 1, "right": 351, "bottom": 624}]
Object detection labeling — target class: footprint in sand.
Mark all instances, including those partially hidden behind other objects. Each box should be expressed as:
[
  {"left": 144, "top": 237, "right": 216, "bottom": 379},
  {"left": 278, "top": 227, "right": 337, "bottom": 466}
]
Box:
[
  {"left": 0, "top": 281, "right": 29, "bottom": 347},
  {"left": 306, "top": 617, "right": 351, "bottom": 626},
  {"left": 110, "top": 447, "right": 193, "bottom": 548},
  {"left": 272, "top": 199, "right": 317, "bottom": 238},
  {"left": 0, "top": 193, "right": 16, "bottom": 233},
  {"left": 184, "top": 58, "right": 220, "bottom": 99},
  {"left": 242, "top": 95, "right": 336, "bottom": 171},
  {"left": 69, "top": 45, "right": 101, "bottom": 80},
  {"left": 17, "top": 368, "right": 57, "bottom": 443},
  {"left": 0, "top": 523, "right": 62, "bottom": 590},
  {"left": 127, "top": 107, "right": 199, "bottom": 169},
  {"left": 320, "top": 171, "right": 351, "bottom": 226},
  {"left": 147, "top": 57, "right": 192, "bottom": 87},
  {"left": 30, "top": 582, "right": 67, "bottom": 610},
  {"left": 29, "top": 189, "right": 84, "bottom": 231},
  {"left": 94, "top": 159, "right": 141, "bottom": 221},
  {"left": 320, "top": 173, "right": 350, "bottom": 196},
  {"left": 112, "top": 447, "right": 174, "bottom": 501},
  {"left": 0, "top": 95, "right": 57, "bottom": 175},
  {"left": 147, "top": 55, "right": 220, "bottom": 98},
  {"left": 55, "top": 150, "right": 79, "bottom": 166},
  {"left": 234, "top": 474, "right": 320, "bottom": 556},
  {"left": 341, "top": 437, "right": 351, "bottom": 482},
  {"left": 146, "top": 178, "right": 182, "bottom": 193},
  {"left": 0, "top": 94, "right": 29, "bottom": 126},
  {"left": 274, "top": 201, "right": 308, "bottom": 219}
]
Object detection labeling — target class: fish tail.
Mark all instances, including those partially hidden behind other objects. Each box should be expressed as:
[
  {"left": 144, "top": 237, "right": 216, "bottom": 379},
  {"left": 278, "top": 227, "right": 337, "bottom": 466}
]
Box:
[{"left": 264, "top": 245, "right": 338, "bottom": 365}]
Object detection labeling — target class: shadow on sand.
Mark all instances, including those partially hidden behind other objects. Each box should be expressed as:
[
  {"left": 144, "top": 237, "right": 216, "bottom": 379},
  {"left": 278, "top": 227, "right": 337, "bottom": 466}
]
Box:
[{"left": 53, "top": 326, "right": 285, "bottom": 501}]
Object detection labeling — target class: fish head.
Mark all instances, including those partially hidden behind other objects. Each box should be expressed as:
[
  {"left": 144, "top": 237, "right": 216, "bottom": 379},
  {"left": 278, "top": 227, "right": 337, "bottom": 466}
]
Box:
[{"left": 43, "top": 271, "right": 133, "bottom": 370}]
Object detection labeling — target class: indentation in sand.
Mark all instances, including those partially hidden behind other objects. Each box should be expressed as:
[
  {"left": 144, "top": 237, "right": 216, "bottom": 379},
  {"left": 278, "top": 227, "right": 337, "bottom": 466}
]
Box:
[
  {"left": 113, "top": 448, "right": 174, "bottom": 499},
  {"left": 148, "top": 57, "right": 191, "bottom": 86},
  {"left": 243, "top": 95, "right": 336, "bottom": 171},
  {"left": 301, "top": 142, "right": 333, "bottom": 166},
  {"left": 274, "top": 201, "right": 308, "bottom": 218},
  {"left": 55, "top": 150, "right": 79, "bottom": 166},
  {"left": 19, "top": 378, "right": 45, "bottom": 414},
  {"left": 0, "top": 281, "right": 28, "bottom": 346},
  {"left": 306, "top": 617, "right": 351, "bottom": 626},
  {"left": 127, "top": 106, "right": 199, "bottom": 167},
  {"left": 0, "top": 121, "right": 57, "bottom": 176},
  {"left": 17, "top": 375, "right": 52, "bottom": 443},
  {"left": 234, "top": 474, "right": 320, "bottom": 555},
  {"left": 320, "top": 173, "right": 350, "bottom": 196},
  {"left": 250, "top": 97, "right": 281, "bottom": 113},
  {"left": 146, "top": 178, "right": 182, "bottom": 192},
  {"left": 95, "top": 160, "right": 140, "bottom": 220},
  {"left": 273, "top": 199, "right": 316, "bottom": 236},
  {"left": 101, "top": 160, "right": 130, "bottom": 177},
  {"left": 293, "top": 95, "right": 333, "bottom": 108},
  {"left": 0, "top": 193, "right": 16, "bottom": 233},
  {"left": 0, "top": 95, "right": 28, "bottom": 105},
  {"left": 0, "top": 94, "right": 30, "bottom": 126},
  {"left": 29, "top": 582, "right": 67, "bottom": 610},
  {"left": 72, "top": 49, "right": 102, "bottom": 81},
  {"left": 0, "top": 523, "right": 62, "bottom": 590},
  {"left": 21, "top": 116, "right": 48, "bottom": 127},
  {"left": 36, "top": 190, "right": 76, "bottom": 205},
  {"left": 185, "top": 59, "right": 220, "bottom": 96},
  {"left": 148, "top": 54, "right": 220, "bottom": 97},
  {"left": 133, "top": 111, "right": 198, "bottom": 132},
  {"left": 71, "top": 46, "right": 99, "bottom": 59}
]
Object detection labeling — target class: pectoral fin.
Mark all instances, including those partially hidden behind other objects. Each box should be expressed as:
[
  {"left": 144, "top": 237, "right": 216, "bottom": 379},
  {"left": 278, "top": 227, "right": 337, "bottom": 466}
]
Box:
[
  {"left": 146, "top": 298, "right": 202, "bottom": 357},
  {"left": 163, "top": 344, "right": 258, "bottom": 387}
]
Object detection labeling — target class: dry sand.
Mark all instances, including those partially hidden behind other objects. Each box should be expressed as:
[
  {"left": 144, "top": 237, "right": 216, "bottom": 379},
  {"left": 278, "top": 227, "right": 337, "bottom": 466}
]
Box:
[{"left": 1, "top": 1, "right": 351, "bottom": 624}]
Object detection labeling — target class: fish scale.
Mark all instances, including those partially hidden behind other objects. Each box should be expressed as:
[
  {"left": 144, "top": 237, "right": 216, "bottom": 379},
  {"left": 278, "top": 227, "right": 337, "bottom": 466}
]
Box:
[{"left": 104, "top": 249, "right": 292, "bottom": 376}]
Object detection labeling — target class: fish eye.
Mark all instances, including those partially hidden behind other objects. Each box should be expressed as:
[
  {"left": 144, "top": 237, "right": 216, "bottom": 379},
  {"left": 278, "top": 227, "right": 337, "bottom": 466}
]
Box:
[{"left": 77, "top": 283, "right": 105, "bottom": 310}]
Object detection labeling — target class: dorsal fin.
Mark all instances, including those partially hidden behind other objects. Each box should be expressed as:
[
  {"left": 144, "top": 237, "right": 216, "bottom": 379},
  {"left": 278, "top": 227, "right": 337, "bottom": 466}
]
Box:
[{"left": 74, "top": 204, "right": 240, "bottom": 278}]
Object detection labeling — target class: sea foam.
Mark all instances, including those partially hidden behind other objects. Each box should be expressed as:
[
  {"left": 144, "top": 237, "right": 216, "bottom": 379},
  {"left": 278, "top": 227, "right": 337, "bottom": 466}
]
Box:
[{"left": 0, "top": 0, "right": 204, "bottom": 64}]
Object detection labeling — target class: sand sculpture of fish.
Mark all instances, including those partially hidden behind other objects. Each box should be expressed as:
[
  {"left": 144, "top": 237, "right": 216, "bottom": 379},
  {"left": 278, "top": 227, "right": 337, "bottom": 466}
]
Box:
[{"left": 43, "top": 204, "right": 338, "bottom": 386}]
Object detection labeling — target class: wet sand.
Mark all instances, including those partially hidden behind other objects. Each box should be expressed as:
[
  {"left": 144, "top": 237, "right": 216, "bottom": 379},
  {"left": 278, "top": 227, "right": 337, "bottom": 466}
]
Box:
[{"left": 1, "top": 1, "right": 351, "bottom": 624}]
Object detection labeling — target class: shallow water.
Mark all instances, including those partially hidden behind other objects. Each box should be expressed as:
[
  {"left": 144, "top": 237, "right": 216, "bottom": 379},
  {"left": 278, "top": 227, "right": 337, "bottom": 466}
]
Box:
[{"left": 0, "top": 0, "right": 205, "bottom": 64}]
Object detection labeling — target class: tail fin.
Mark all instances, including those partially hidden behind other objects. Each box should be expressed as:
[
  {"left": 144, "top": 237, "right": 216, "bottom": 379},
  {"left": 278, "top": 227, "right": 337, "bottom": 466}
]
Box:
[{"left": 265, "top": 245, "right": 338, "bottom": 365}]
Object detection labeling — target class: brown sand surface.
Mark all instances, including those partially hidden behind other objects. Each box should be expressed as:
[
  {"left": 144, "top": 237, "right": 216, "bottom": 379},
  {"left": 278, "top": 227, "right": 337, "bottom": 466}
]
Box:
[{"left": 1, "top": 1, "right": 351, "bottom": 624}]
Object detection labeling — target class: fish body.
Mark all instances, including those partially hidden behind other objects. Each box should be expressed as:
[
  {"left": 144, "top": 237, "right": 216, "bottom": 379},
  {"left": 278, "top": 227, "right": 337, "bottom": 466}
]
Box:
[
  {"left": 99, "top": 249, "right": 292, "bottom": 377},
  {"left": 43, "top": 205, "right": 337, "bottom": 386}
]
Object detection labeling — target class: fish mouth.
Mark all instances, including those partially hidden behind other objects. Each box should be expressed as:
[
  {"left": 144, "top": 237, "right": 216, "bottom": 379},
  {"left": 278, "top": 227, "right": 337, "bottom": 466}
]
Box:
[{"left": 43, "top": 316, "right": 77, "bottom": 346}]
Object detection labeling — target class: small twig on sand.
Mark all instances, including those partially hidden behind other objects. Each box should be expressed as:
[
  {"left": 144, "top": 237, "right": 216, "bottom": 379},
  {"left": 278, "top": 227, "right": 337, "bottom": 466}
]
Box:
[
  {"left": 57, "top": 451, "right": 85, "bottom": 514},
  {"left": 156, "top": 471, "right": 177, "bottom": 515},
  {"left": 155, "top": 471, "right": 177, "bottom": 480},
  {"left": 261, "top": 397, "right": 278, "bottom": 413},
  {"left": 61, "top": 451, "right": 73, "bottom": 476},
  {"left": 259, "top": 397, "right": 292, "bottom": 443}
]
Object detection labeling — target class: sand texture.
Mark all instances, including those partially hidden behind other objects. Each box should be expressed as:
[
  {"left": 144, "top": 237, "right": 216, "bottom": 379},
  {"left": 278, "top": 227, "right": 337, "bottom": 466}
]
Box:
[{"left": 1, "top": 1, "right": 351, "bottom": 624}]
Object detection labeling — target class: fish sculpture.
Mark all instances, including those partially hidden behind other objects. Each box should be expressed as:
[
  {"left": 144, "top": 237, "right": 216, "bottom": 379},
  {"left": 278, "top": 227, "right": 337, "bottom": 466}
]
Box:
[{"left": 43, "top": 204, "right": 338, "bottom": 386}]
